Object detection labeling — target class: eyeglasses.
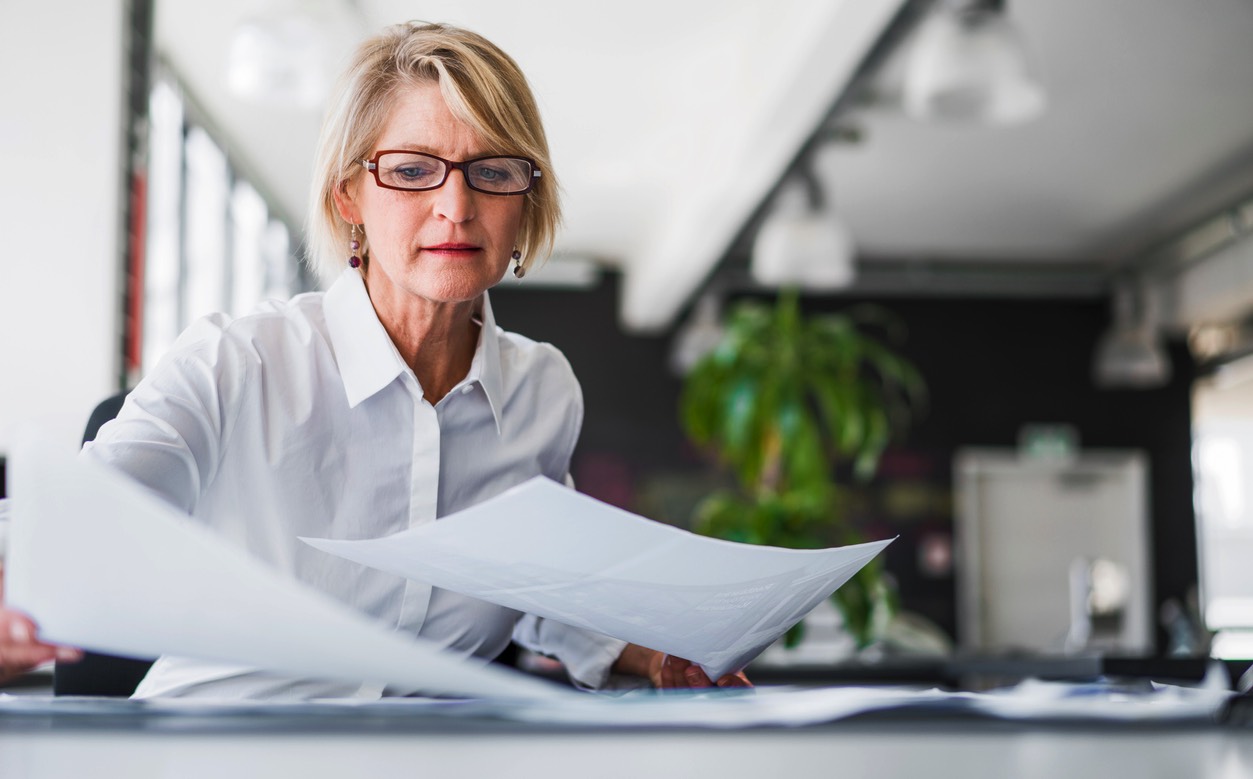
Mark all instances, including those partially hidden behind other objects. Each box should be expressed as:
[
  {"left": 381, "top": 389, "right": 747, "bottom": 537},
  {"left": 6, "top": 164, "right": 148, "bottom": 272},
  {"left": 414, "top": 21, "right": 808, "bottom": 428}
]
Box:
[{"left": 361, "top": 150, "right": 541, "bottom": 195}]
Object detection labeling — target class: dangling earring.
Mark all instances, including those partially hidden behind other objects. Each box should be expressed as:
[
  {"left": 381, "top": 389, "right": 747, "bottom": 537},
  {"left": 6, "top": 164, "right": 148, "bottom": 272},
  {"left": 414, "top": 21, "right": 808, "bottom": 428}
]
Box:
[
  {"left": 512, "top": 249, "right": 525, "bottom": 278},
  {"left": 348, "top": 224, "right": 362, "bottom": 269}
]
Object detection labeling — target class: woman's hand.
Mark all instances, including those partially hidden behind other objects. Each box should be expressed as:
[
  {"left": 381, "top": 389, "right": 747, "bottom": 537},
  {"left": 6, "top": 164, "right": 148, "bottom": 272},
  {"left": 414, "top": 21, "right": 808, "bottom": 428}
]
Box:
[
  {"left": 614, "top": 643, "right": 752, "bottom": 690},
  {"left": 0, "top": 563, "right": 83, "bottom": 684}
]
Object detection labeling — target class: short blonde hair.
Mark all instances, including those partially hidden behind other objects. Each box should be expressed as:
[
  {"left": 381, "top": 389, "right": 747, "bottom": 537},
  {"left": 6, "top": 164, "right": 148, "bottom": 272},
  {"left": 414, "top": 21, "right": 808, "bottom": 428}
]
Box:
[{"left": 306, "top": 22, "right": 560, "bottom": 284}]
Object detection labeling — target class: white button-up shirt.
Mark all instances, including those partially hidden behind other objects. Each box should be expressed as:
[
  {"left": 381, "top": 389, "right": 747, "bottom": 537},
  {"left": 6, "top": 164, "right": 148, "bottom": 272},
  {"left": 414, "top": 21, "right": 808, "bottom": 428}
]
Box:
[{"left": 76, "top": 268, "right": 625, "bottom": 699}]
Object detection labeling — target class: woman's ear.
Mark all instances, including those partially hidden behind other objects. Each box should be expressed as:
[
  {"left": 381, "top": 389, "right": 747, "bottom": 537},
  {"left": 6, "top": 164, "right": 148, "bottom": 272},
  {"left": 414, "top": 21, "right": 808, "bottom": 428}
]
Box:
[{"left": 331, "top": 179, "right": 361, "bottom": 224}]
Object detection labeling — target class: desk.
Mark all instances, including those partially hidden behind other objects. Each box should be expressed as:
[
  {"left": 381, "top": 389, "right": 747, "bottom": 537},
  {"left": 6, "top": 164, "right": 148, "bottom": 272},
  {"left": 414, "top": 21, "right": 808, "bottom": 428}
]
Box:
[{"left": 2, "top": 699, "right": 1251, "bottom": 779}]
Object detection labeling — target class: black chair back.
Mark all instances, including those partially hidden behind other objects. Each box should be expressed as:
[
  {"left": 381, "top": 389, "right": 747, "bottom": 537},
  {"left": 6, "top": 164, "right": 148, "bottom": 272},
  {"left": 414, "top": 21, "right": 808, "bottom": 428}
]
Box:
[{"left": 53, "top": 391, "right": 156, "bottom": 697}]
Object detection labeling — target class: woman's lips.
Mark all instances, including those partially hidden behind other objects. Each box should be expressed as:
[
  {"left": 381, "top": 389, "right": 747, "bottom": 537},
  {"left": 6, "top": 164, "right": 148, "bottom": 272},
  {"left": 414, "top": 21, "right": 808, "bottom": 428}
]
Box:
[{"left": 422, "top": 242, "right": 481, "bottom": 257}]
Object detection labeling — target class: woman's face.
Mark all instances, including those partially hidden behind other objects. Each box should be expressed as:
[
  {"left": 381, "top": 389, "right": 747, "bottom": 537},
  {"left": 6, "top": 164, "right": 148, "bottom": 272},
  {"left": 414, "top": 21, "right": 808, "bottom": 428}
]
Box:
[{"left": 337, "top": 82, "right": 524, "bottom": 308}]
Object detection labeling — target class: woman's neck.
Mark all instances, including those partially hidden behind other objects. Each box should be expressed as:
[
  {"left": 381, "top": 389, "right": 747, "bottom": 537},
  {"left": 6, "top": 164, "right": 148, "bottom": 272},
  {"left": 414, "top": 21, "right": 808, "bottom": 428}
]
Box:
[{"left": 363, "top": 274, "right": 481, "bottom": 405}]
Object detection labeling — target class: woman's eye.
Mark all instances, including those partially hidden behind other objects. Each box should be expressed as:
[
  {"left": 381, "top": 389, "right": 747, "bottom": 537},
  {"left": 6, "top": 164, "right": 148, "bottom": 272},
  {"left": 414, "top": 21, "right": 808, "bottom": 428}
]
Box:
[{"left": 394, "top": 165, "right": 433, "bottom": 180}]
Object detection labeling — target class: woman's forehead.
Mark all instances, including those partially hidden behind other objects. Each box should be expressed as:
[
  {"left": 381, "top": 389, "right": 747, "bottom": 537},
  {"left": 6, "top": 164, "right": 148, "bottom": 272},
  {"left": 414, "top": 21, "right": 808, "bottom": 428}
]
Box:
[{"left": 373, "top": 82, "right": 488, "bottom": 156}]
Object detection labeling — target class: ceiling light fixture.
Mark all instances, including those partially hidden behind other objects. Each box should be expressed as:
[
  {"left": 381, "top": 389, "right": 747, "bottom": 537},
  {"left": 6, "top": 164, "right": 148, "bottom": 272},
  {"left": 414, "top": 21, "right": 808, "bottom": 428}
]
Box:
[
  {"left": 751, "top": 164, "right": 856, "bottom": 291},
  {"left": 1093, "top": 283, "right": 1172, "bottom": 389},
  {"left": 670, "top": 290, "right": 727, "bottom": 376},
  {"left": 903, "top": 0, "right": 1046, "bottom": 125},
  {"left": 226, "top": 11, "right": 331, "bottom": 109}
]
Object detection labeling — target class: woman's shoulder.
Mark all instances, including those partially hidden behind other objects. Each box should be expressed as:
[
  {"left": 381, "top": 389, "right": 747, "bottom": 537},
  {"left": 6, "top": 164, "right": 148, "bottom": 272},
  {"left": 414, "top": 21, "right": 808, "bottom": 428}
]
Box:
[
  {"left": 169, "top": 291, "right": 332, "bottom": 359},
  {"left": 495, "top": 328, "right": 580, "bottom": 392}
]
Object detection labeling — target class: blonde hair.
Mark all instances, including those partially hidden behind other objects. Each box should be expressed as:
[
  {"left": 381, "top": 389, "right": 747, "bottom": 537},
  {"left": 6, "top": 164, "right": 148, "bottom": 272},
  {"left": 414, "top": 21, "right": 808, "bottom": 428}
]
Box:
[{"left": 306, "top": 22, "right": 560, "bottom": 283}]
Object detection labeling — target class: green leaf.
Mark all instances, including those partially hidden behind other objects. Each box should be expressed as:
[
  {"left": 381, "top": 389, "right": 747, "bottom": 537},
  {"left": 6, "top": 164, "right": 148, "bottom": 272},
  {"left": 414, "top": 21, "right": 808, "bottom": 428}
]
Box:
[
  {"left": 852, "top": 402, "right": 890, "bottom": 480},
  {"left": 721, "top": 377, "right": 759, "bottom": 455},
  {"left": 782, "top": 621, "right": 806, "bottom": 648},
  {"left": 680, "top": 291, "right": 925, "bottom": 555}
]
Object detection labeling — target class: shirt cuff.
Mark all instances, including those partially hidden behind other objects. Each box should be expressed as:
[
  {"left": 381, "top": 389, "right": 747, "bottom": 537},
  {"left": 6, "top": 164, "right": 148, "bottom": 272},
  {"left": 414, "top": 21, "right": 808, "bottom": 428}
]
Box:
[{"left": 512, "top": 614, "right": 627, "bottom": 690}]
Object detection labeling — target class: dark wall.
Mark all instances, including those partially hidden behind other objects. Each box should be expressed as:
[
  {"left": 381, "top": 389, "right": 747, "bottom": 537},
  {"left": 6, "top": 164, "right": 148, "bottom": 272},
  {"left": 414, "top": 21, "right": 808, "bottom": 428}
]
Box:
[
  {"left": 806, "top": 294, "right": 1198, "bottom": 648},
  {"left": 490, "top": 275, "right": 1198, "bottom": 650},
  {"left": 490, "top": 277, "right": 698, "bottom": 510}
]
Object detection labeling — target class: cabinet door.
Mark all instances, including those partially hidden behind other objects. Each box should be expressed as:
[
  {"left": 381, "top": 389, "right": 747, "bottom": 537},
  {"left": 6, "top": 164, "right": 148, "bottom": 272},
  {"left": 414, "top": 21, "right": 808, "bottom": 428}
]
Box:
[{"left": 955, "top": 450, "right": 1151, "bottom": 654}]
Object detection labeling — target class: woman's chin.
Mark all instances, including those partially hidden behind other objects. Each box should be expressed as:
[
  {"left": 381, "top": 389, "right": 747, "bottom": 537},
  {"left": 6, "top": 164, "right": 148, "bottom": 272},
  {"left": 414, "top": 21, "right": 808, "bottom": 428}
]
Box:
[{"left": 408, "top": 272, "right": 500, "bottom": 304}]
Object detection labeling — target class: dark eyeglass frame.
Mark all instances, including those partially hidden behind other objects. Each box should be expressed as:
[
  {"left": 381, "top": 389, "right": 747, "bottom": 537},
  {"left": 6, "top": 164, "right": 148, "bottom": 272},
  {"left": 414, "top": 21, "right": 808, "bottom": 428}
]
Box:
[{"left": 361, "top": 150, "right": 541, "bottom": 195}]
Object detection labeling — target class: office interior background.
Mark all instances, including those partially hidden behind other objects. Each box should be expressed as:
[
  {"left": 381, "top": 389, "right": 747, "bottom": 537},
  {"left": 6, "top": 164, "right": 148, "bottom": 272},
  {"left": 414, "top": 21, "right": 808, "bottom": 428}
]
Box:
[{"left": 2, "top": 0, "right": 1253, "bottom": 666}]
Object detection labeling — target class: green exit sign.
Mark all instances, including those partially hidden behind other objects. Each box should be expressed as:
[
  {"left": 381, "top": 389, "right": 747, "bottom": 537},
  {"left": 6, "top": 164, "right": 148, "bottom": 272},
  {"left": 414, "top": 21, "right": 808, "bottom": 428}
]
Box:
[{"left": 1018, "top": 424, "right": 1079, "bottom": 460}]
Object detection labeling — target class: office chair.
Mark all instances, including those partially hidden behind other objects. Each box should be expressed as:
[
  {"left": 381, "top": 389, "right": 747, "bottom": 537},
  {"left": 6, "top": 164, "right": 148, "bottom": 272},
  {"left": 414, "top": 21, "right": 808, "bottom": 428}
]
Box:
[{"left": 52, "top": 390, "right": 155, "bottom": 697}]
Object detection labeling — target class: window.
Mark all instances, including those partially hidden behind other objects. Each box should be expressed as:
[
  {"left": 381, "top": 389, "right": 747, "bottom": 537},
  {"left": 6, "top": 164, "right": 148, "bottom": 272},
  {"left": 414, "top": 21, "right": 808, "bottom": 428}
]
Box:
[
  {"left": 140, "top": 76, "right": 310, "bottom": 378},
  {"left": 1193, "top": 357, "right": 1253, "bottom": 658}
]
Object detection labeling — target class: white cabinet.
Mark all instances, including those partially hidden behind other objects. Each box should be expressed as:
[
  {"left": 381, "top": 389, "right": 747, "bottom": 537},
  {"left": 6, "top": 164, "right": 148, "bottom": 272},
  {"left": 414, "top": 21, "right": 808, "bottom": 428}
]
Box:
[{"left": 954, "top": 450, "right": 1152, "bottom": 654}]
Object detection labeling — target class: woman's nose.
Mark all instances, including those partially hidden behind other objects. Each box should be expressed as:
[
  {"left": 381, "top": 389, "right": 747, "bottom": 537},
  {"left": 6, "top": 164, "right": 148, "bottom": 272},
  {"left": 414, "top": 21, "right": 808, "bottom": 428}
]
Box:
[{"left": 432, "top": 168, "right": 476, "bottom": 223}]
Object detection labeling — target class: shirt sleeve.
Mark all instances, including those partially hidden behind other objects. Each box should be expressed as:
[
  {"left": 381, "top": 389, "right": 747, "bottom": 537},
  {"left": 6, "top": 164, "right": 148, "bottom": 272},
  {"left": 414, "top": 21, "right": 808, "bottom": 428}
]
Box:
[
  {"left": 81, "top": 313, "right": 247, "bottom": 515},
  {"left": 511, "top": 613, "right": 627, "bottom": 690},
  {"left": 511, "top": 469, "right": 628, "bottom": 690}
]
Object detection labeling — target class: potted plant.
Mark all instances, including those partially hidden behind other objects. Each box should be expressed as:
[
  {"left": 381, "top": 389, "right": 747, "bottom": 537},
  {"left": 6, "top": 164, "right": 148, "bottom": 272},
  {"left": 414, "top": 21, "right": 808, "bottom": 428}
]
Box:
[{"left": 679, "top": 290, "right": 926, "bottom": 648}]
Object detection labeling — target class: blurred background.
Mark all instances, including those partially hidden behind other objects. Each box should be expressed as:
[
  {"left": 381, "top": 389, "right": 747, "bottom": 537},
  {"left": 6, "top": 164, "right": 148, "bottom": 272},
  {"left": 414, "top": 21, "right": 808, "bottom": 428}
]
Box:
[{"left": 2, "top": 0, "right": 1252, "bottom": 673}]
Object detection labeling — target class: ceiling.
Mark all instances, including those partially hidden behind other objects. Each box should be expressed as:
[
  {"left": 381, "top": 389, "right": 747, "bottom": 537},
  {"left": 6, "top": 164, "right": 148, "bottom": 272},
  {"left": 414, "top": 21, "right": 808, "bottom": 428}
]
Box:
[{"left": 154, "top": 0, "right": 1253, "bottom": 332}]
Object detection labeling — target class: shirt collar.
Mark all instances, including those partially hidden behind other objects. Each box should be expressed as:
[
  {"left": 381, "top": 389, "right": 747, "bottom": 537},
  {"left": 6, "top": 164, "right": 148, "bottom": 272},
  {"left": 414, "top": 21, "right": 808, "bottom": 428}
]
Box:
[{"left": 324, "top": 269, "right": 505, "bottom": 434}]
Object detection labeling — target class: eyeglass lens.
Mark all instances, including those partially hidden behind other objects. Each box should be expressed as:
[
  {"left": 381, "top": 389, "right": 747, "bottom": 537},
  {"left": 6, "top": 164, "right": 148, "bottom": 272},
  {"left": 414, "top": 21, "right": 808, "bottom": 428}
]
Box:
[{"left": 374, "top": 152, "right": 533, "bottom": 194}]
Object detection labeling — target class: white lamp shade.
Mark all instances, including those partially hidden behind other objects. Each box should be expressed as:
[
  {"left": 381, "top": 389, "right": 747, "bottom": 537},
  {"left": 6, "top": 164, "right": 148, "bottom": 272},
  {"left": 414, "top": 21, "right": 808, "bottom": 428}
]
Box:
[
  {"left": 904, "top": 9, "right": 1046, "bottom": 125},
  {"left": 1092, "top": 285, "right": 1172, "bottom": 389},
  {"left": 751, "top": 209, "right": 856, "bottom": 290},
  {"left": 1093, "top": 326, "right": 1172, "bottom": 389},
  {"left": 227, "top": 15, "right": 330, "bottom": 108}
]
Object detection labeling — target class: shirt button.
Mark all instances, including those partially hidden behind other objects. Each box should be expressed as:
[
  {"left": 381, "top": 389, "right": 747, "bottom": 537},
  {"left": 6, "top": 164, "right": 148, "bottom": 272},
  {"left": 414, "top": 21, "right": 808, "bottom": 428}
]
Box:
[{"left": 460, "top": 384, "right": 474, "bottom": 395}]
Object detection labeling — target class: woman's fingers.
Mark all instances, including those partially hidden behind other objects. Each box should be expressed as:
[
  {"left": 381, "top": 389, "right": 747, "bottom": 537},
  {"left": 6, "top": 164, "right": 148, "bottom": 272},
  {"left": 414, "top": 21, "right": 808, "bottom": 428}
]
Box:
[
  {"left": 1, "top": 613, "right": 53, "bottom": 674},
  {"left": 715, "top": 671, "right": 753, "bottom": 688},
  {"left": 0, "top": 609, "right": 83, "bottom": 679},
  {"left": 683, "top": 664, "right": 713, "bottom": 687},
  {"left": 659, "top": 654, "right": 684, "bottom": 688},
  {"left": 648, "top": 650, "right": 753, "bottom": 690},
  {"left": 652, "top": 653, "right": 693, "bottom": 688}
]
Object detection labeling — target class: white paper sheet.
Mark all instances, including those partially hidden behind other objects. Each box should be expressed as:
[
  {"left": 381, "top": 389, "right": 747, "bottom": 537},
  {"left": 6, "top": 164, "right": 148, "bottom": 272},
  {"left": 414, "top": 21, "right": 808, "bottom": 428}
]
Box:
[
  {"left": 0, "top": 680, "right": 1231, "bottom": 728},
  {"left": 964, "top": 675, "right": 1233, "bottom": 722},
  {"left": 4, "top": 433, "right": 569, "bottom": 701},
  {"left": 302, "top": 477, "right": 892, "bottom": 679}
]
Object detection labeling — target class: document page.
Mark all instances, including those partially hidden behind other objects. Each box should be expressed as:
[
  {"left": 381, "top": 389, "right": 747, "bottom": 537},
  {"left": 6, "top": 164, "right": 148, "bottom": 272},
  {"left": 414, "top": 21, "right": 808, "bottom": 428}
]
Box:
[
  {"left": 304, "top": 477, "right": 891, "bottom": 679},
  {"left": 4, "top": 434, "right": 569, "bottom": 701}
]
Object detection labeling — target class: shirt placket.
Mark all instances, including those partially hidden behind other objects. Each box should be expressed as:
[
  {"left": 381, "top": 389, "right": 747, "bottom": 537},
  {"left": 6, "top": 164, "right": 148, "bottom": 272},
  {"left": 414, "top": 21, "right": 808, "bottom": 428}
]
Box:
[{"left": 395, "top": 374, "right": 439, "bottom": 632}]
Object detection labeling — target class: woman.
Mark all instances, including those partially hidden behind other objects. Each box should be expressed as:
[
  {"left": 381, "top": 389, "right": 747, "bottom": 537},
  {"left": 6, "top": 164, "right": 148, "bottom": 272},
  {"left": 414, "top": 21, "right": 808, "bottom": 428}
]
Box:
[{"left": 0, "top": 22, "right": 748, "bottom": 697}]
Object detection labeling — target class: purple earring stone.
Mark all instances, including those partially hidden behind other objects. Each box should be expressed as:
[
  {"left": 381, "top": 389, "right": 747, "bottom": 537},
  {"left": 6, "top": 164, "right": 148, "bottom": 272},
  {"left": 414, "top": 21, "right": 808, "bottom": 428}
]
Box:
[{"left": 349, "top": 237, "right": 361, "bottom": 268}]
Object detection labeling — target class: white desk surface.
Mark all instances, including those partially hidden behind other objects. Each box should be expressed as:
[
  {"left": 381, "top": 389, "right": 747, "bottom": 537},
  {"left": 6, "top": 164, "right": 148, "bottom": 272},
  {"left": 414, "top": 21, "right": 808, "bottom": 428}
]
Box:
[
  {"left": 2, "top": 701, "right": 1250, "bottom": 779},
  {"left": 2, "top": 727, "right": 1248, "bottom": 779}
]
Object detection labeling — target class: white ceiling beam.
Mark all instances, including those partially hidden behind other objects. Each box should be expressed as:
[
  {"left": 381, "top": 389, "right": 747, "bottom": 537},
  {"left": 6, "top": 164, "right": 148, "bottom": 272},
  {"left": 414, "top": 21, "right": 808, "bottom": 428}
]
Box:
[
  {"left": 1147, "top": 202, "right": 1253, "bottom": 331},
  {"left": 619, "top": 0, "right": 908, "bottom": 332}
]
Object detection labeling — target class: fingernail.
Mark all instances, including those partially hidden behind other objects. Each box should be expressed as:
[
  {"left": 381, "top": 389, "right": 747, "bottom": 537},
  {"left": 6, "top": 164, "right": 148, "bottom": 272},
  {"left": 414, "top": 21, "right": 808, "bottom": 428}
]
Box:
[
  {"left": 56, "top": 647, "right": 83, "bottom": 663},
  {"left": 10, "top": 620, "right": 31, "bottom": 643}
]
